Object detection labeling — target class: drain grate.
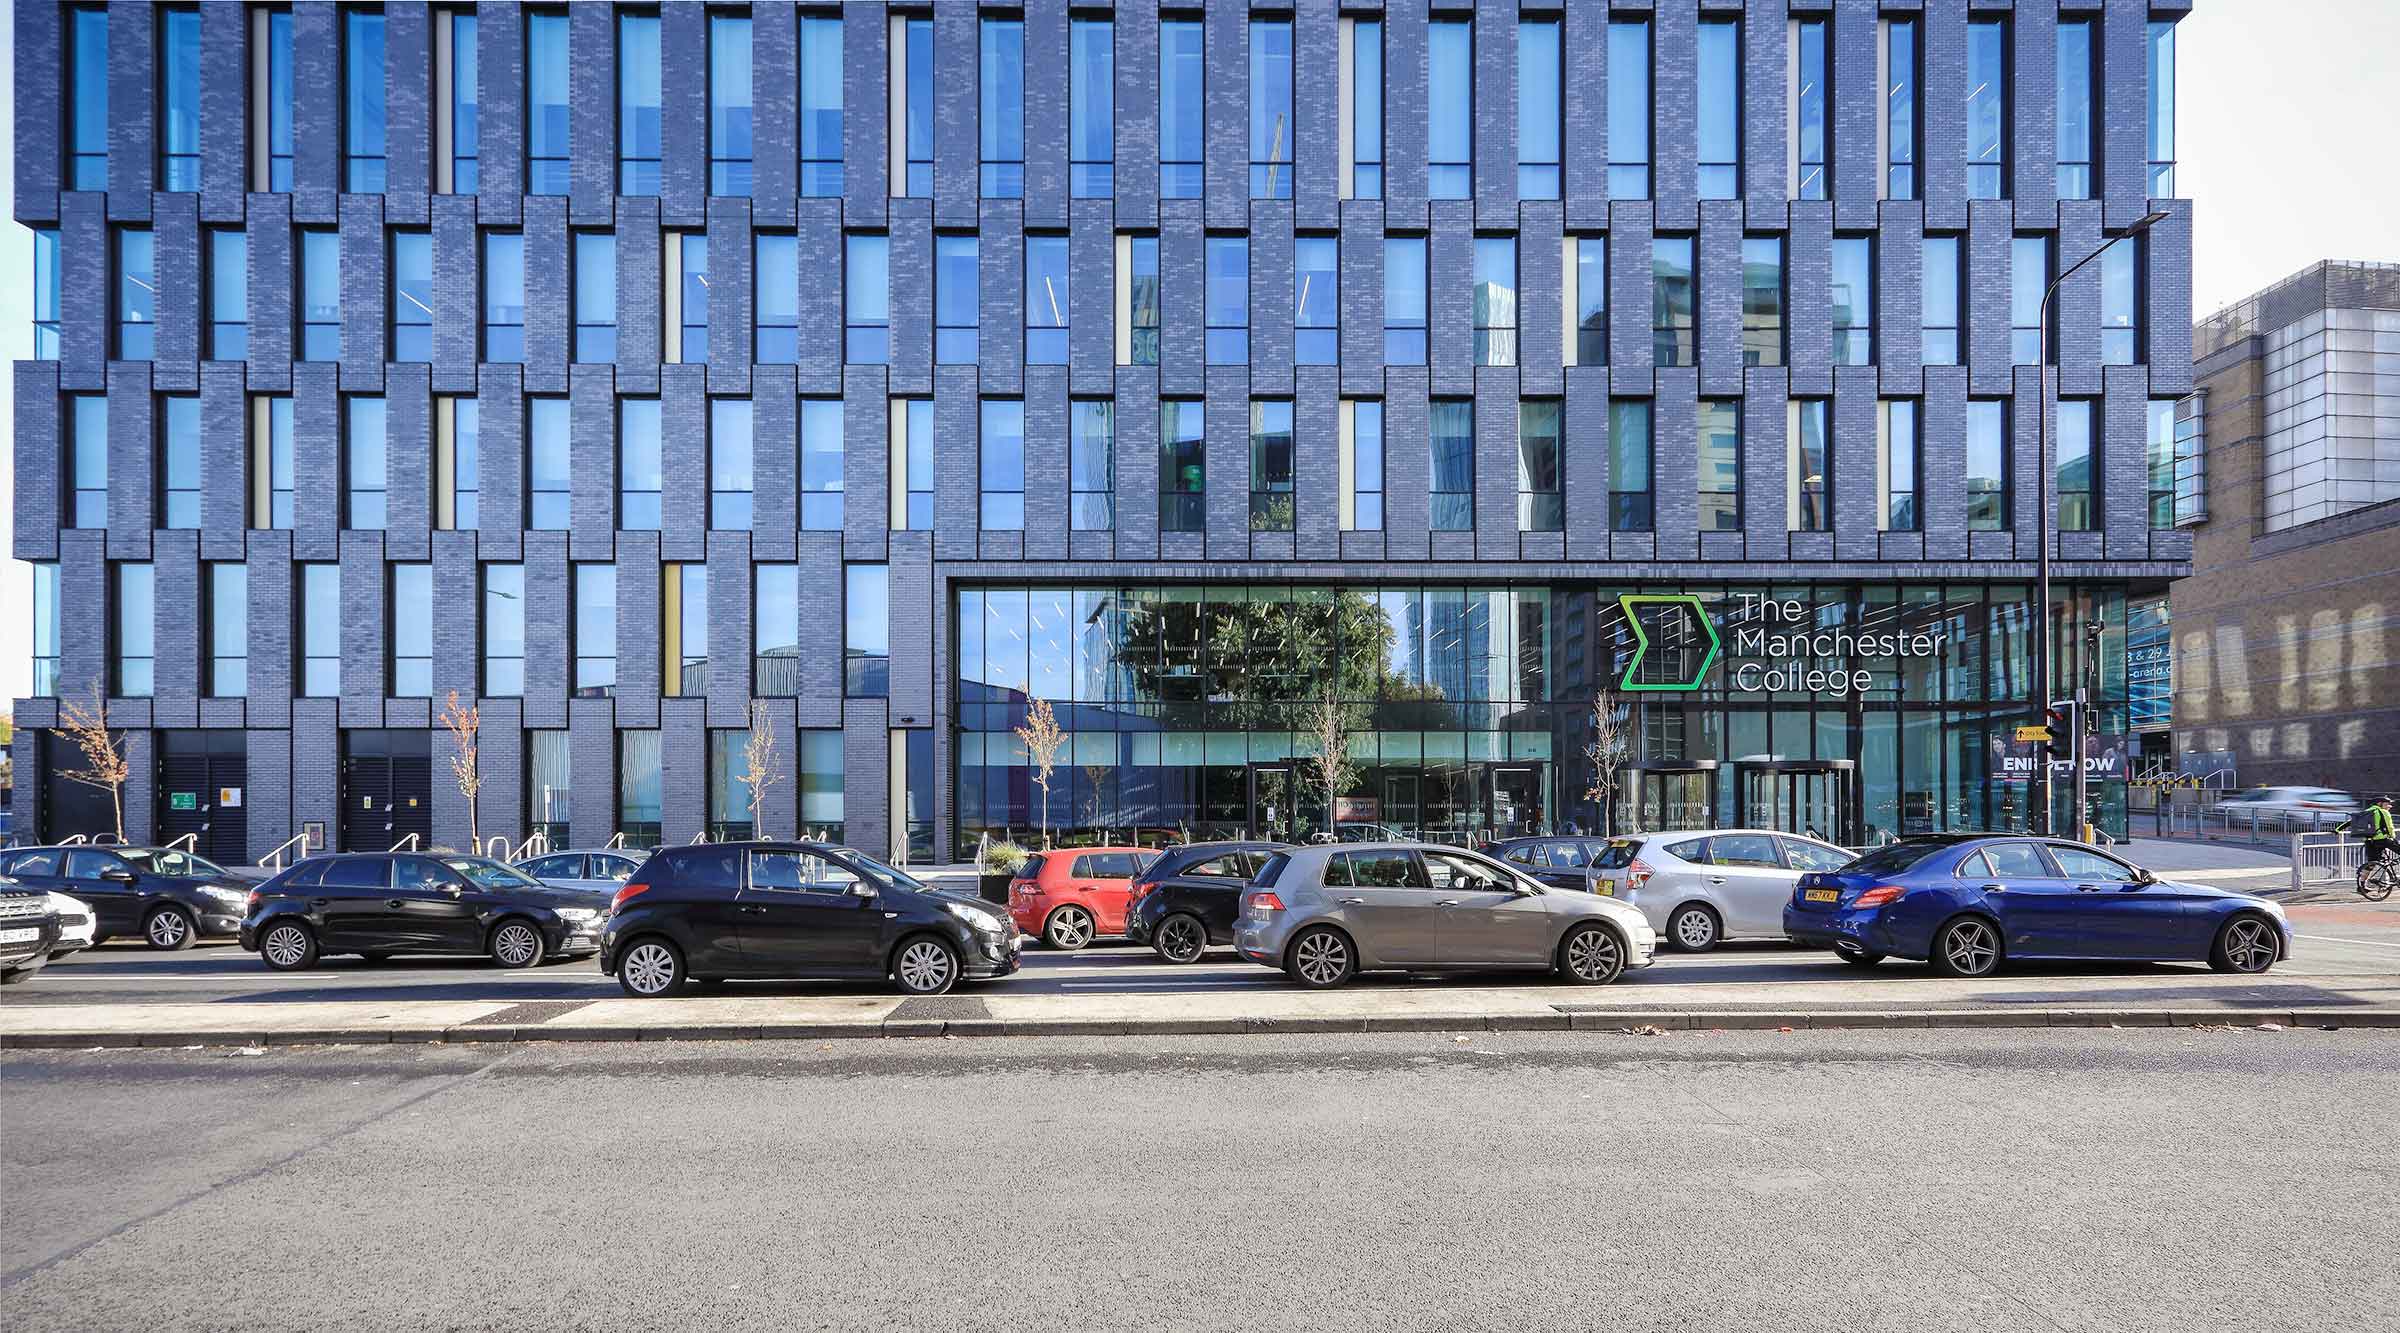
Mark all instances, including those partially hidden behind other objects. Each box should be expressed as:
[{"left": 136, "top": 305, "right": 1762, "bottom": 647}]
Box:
[
  {"left": 465, "top": 1000, "right": 597, "bottom": 1026},
  {"left": 889, "top": 994, "right": 993, "bottom": 1023}
]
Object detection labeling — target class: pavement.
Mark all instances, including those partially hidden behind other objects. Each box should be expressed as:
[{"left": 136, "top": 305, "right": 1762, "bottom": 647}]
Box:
[{"left": 4, "top": 1028, "right": 2396, "bottom": 1330}]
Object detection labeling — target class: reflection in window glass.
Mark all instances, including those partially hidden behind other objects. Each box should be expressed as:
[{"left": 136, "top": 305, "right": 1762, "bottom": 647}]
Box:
[
  {"left": 1426, "top": 21, "right": 1471, "bottom": 199},
  {"left": 1160, "top": 400, "right": 1205, "bottom": 533},
  {"left": 2101, "top": 240, "right": 2141, "bottom": 366},
  {"left": 619, "top": 730, "right": 662, "bottom": 844},
  {"left": 1742, "top": 237, "right": 1782, "bottom": 367},
  {"left": 678, "top": 233, "right": 710, "bottom": 363},
  {"left": 161, "top": 397, "right": 202, "bottom": 530},
  {"left": 710, "top": 15, "right": 755, "bottom": 196},
  {"left": 980, "top": 400, "right": 1025, "bottom": 531},
  {"left": 1698, "top": 401, "right": 1741, "bottom": 532},
  {"left": 1474, "top": 237, "right": 1517, "bottom": 367},
  {"left": 1431, "top": 401, "right": 1473, "bottom": 532},
  {"left": 484, "top": 231, "right": 524, "bottom": 363},
  {"left": 69, "top": 6, "right": 108, "bottom": 189},
  {"left": 2056, "top": 20, "right": 2094, "bottom": 199},
  {"left": 1652, "top": 236, "right": 1694, "bottom": 367},
  {"left": 1249, "top": 401, "right": 1295, "bottom": 532},
  {"left": 618, "top": 13, "right": 662, "bottom": 194},
  {"left": 1966, "top": 20, "right": 2008, "bottom": 200},
  {"left": 1608, "top": 21, "right": 1651, "bottom": 198},
  {"left": 1519, "top": 401, "right": 1563, "bottom": 533},
  {"left": 1967, "top": 400, "right": 2008, "bottom": 530},
  {"left": 32, "top": 563, "right": 60, "bottom": 697},
  {"left": 1070, "top": 19, "right": 1114, "bottom": 197},
  {"left": 902, "top": 398, "right": 933, "bottom": 530},
  {"left": 347, "top": 397, "right": 387, "bottom": 530},
  {"left": 1070, "top": 400, "right": 1115, "bottom": 531},
  {"left": 2012, "top": 235, "right": 2049, "bottom": 365},
  {"left": 1250, "top": 19, "right": 1293, "bottom": 198},
  {"left": 1793, "top": 19, "right": 1827, "bottom": 200},
  {"left": 847, "top": 234, "right": 891, "bottom": 364},
  {"left": 799, "top": 15, "right": 843, "bottom": 195},
  {"left": 35, "top": 227, "right": 62, "bottom": 359},
  {"left": 448, "top": 12, "right": 478, "bottom": 191},
  {"left": 1128, "top": 235, "right": 1161, "bottom": 366},
  {"left": 1831, "top": 236, "right": 1873, "bottom": 366},
  {"left": 1347, "top": 401, "right": 1384, "bottom": 532},
  {"left": 712, "top": 399, "right": 753, "bottom": 531},
  {"left": 756, "top": 232, "right": 798, "bottom": 363},
  {"left": 1922, "top": 235, "right": 1961, "bottom": 365},
  {"left": 1885, "top": 19, "right": 1918, "bottom": 199},
  {"left": 301, "top": 563, "right": 341, "bottom": 697},
  {"left": 1791, "top": 400, "right": 1830, "bottom": 533},
  {"left": 2148, "top": 22, "right": 2177, "bottom": 194},
  {"left": 1026, "top": 235, "right": 1070, "bottom": 365},
  {"left": 574, "top": 564, "right": 617, "bottom": 697},
  {"left": 1696, "top": 20, "right": 1740, "bottom": 199},
  {"left": 391, "top": 563, "right": 432, "bottom": 697},
  {"left": 1349, "top": 20, "right": 1383, "bottom": 198},
  {"left": 620, "top": 399, "right": 661, "bottom": 529},
  {"left": 1385, "top": 236, "right": 1427, "bottom": 365},
  {"left": 160, "top": 9, "right": 202, "bottom": 190},
  {"left": 116, "top": 563, "right": 155, "bottom": 698},
  {"left": 1575, "top": 238, "right": 1607, "bottom": 366},
  {"left": 1206, "top": 237, "right": 1249, "bottom": 365},
  {"left": 70, "top": 395, "right": 108, "bottom": 529},
  {"left": 979, "top": 18, "right": 1024, "bottom": 197},
  {"left": 1518, "top": 20, "right": 1561, "bottom": 199},
  {"left": 118, "top": 228, "right": 156, "bottom": 361},
  {"left": 526, "top": 11, "right": 568, "bottom": 194},
  {"left": 575, "top": 232, "right": 617, "bottom": 363},
  {"left": 846, "top": 564, "right": 889, "bottom": 698},
  {"left": 345, "top": 10, "right": 388, "bottom": 191},
  {"left": 801, "top": 399, "right": 844, "bottom": 532},
  {"left": 391, "top": 231, "right": 431, "bottom": 362},
  {"left": 529, "top": 397, "right": 569, "bottom": 529},
  {"left": 1295, "top": 236, "right": 1338, "bottom": 365},
  {"left": 1159, "top": 21, "right": 1204, "bottom": 198},
  {"left": 899, "top": 16, "right": 933, "bottom": 196},
  {"left": 1883, "top": 399, "right": 1919, "bottom": 531},
  {"left": 936, "top": 234, "right": 979, "bottom": 364},
  {"left": 208, "top": 562, "right": 247, "bottom": 698},
  {"left": 755, "top": 563, "right": 799, "bottom": 696},
  {"left": 452, "top": 398, "right": 481, "bottom": 530},
  {"left": 2057, "top": 400, "right": 2096, "bottom": 532},
  {"left": 1612, "top": 400, "right": 1653, "bottom": 532}
]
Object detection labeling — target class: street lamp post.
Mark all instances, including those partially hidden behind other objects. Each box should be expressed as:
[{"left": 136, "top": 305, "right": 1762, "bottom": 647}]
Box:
[{"left": 2031, "top": 209, "right": 2171, "bottom": 836}]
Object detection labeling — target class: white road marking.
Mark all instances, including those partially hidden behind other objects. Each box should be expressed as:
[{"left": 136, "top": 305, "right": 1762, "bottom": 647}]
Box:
[{"left": 2295, "top": 933, "right": 2400, "bottom": 950}]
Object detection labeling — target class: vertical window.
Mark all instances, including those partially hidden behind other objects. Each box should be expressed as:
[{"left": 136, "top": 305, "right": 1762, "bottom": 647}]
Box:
[
  {"left": 1608, "top": 20, "right": 1651, "bottom": 198},
  {"left": 528, "top": 397, "right": 569, "bottom": 529},
  {"left": 1127, "top": 235, "right": 1161, "bottom": 365},
  {"left": 116, "top": 563, "right": 155, "bottom": 698},
  {"left": 1789, "top": 400, "right": 1830, "bottom": 532},
  {"left": 449, "top": 397, "right": 481, "bottom": 529},
  {"left": 347, "top": 397, "right": 387, "bottom": 530},
  {"left": 1474, "top": 236, "right": 1517, "bottom": 367},
  {"left": 1430, "top": 400, "right": 1474, "bottom": 532},
  {"left": 1518, "top": 20, "right": 1562, "bottom": 199},
  {"left": 34, "top": 227, "right": 62, "bottom": 359},
  {"left": 300, "top": 563, "right": 341, "bottom": 697},
  {"left": 391, "top": 230, "right": 432, "bottom": 362},
  {"left": 895, "top": 15, "right": 933, "bottom": 197},
  {"left": 798, "top": 14, "right": 844, "bottom": 195},
  {"left": 1697, "top": 401, "right": 1741, "bottom": 531},
  {"left": 935, "top": 234, "right": 979, "bottom": 364},
  {"left": 1610, "top": 400, "right": 1654, "bottom": 532},
  {"left": 1921, "top": 235, "right": 1961, "bottom": 365},
  {"left": 1966, "top": 19, "right": 2009, "bottom": 200},
  {"left": 1294, "top": 235, "right": 1339, "bottom": 365},
  {"left": 709, "top": 15, "right": 754, "bottom": 195},
  {"left": 1384, "top": 236, "right": 1427, "bottom": 365},
  {"left": 1882, "top": 399, "right": 1919, "bottom": 530},
  {"left": 618, "top": 12, "right": 662, "bottom": 194},
  {"left": 1070, "top": 400, "right": 1115, "bottom": 531},
  {"left": 755, "top": 563, "right": 798, "bottom": 695},
  {"left": 160, "top": 395, "right": 201, "bottom": 529},
  {"left": 32, "top": 563, "right": 62, "bottom": 696},
  {"left": 574, "top": 233, "right": 617, "bottom": 363},
  {"left": 2056, "top": 18, "right": 2095, "bottom": 199},
  {"left": 800, "top": 398, "right": 844, "bottom": 531},
  {"left": 1966, "top": 399, "right": 2009, "bottom": 530},
  {"left": 258, "top": 8, "right": 294, "bottom": 190},
  {"left": 846, "top": 564, "right": 890, "bottom": 698},
  {"left": 1574, "top": 237, "right": 1608, "bottom": 366},
  {"left": 1070, "top": 18, "right": 1114, "bottom": 197},
  {"left": 1205, "top": 237, "right": 1249, "bottom": 365},
  {"left": 298, "top": 229, "right": 338, "bottom": 360},
  {"left": 1343, "top": 400, "right": 1385, "bottom": 531},
  {"left": 207, "top": 562, "right": 248, "bottom": 698},
  {"left": 2101, "top": 238, "right": 2141, "bottom": 366},
  {"left": 1159, "top": 19, "right": 1203, "bottom": 198},
  {"left": 528, "top": 730, "right": 571, "bottom": 839},
  {"left": 980, "top": 399, "right": 1025, "bottom": 531},
  {"left": 1250, "top": 18, "right": 1295, "bottom": 198},
  {"left": 619, "top": 398, "right": 661, "bottom": 529},
  {"left": 209, "top": 229, "right": 249, "bottom": 359},
  {"left": 800, "top": 731, "right": 846, "bottom": 842},
  {"left": 664, "top": 563, "right": 707, "bottom": 696},
  {"left": 483, "top": 563, "right": 524, "bottom": 696},
  {"left": 707, "top": 730, "right": 750, "bottom": 838},
  {"left": 573, "top": 563, "right": 617, "bottom": 697},
  {"left": 1651, "top": 235, "right": 1694, "bottom": 367},
  {"left": 2145, "top": 398, "right": 2179, "bottom": 528},
  {"left": 483, "top": 231, "right": 524, "bottom": 363},
  {"left": 1830, "top": 235, "right": 1873, "bottom": 366},
  {"left": 1426, "top": 20, "right": 1472, "bottom": 199},
  {"left": 1882, "top": 18, "right": 1918, "bottom": 199},
  {"left": 846, "top": 234, "right": 891, "bottom": 364},
  {"left": 2012, "top": 235, "right": 2050, "bottom": 365},
  {"left": 1347, "top": 19, "right": 1383, "bottom": 198},
  {"left": 446, "top": 10, "right": 478, "bottom": 192},
  {"left": 711, "top": 399, "right": 753, "bottom": 530},
  {"left": 526, "top": 11, "right": 569, "bottom": 194},
  {"left": 2148, "top": 22, "right": 2177, "bottom": 194},
  {"left": 1249, "top": 401, "right": 1295, "bottom": 532},
  {"left": 344, "top": 10, "right": 388, "bottom": 190},
  {"left": 755, "top": 232, "right": 797, "bottom": 362},
  {"left": 675, "top": 233, "right": 709, "bottom": 363},
  {"left": 1792, "top": 18, "right": 1828, "bottom": 200},
  {"left": 2058, "top": 399, "right": 2097, "bottom": 532},
  {"left": 68, "top": 5, "right": 108, "bottom": 190},
  {"left": 1741, "top": 236, "right": 1783, "bottom": 367},
  {"left": 390, "top": 563, "right": 432, "bottom": 697},
  {"left": 1518, "top": 401, "right": 1563, "bottom": 532},
  {"left": 117, "top": 228, "right": 156, "bottom": 361},
  {"left": 159, "top": 8, "right": 202, "bottom": 191},
  {"left": 1696, "top": 19, "right": 1741, "bottom": 199},
  {"left": 1160, "top": 399, "right": 1205, "bottom": 532},
  {"left": 256, "top": 395, "right": 294, "bottom": 529},
  {"left": 68, "top": 395, "right": 107, "bottom": 529},
  {"left": 900, "top": 398, "right": 934, "bottom": 530},
  {"left": 1026, "top": 234, "right": 1070, "bottom": 365},
  {"left": 979, "top": 17, "right": 1024, "bottom": 197}
]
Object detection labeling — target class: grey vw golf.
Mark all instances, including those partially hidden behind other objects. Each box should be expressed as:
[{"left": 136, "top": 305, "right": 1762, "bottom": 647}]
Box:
[{"left": 1234, "top": 843, "right": 1657, "bottom": 988}]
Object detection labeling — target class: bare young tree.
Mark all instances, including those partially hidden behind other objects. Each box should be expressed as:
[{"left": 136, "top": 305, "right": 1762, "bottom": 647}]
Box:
[
  {"left": 438, "top": 690, "right": 484, "bottom": 852},
  {"left": 739, "top": 700, "right": 784, "bottom": 839},
  {"left": 1585, "top": 688, "right": 1634, "bottom": 837},
  {"left": 1014, "top": 697, "right": 1065, "bottom": 849},
  {"left": 1081, "top": 762, "right": 1110, "bottom": 835},
  {"left": 1305, "top": 692, "right": 1359, "bottom": 843},
  {"left": 57, "top": 682, "right": 129, "bottom": 843}
]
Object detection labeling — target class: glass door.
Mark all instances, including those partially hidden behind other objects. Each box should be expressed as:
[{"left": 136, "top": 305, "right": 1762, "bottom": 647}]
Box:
[
  {"left": 1249, "top": 764, "right": 1323, "bottom": 842},
  {"left": 1381, "top": 772, "right": 1423, "bottom": 841},
  {"left": 1489, "top": 765, "right": 1544, "bottom": 839},
  {"left": 1623, "top": 765, "right": 1717, "bottom": 836},
  {"left": 1737, "top": 763, "right": 1857, "bottom": 845}
]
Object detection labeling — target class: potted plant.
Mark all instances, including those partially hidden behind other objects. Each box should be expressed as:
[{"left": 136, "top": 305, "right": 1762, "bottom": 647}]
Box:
[{"left": 980, "top": 840, "right": 1030, "bottom": 905}]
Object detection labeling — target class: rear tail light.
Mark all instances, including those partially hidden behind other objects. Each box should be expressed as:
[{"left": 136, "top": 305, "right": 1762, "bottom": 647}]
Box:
[
  {"left": 245, "top": 890, "right": 260, "bottom": 913},
  {"left": 1625, "top": 859, "right": 1655, "bottom": 890},
  {"left": 1244, "top": 891, "right": 1285, "bottom": 916},
  {"left": 1850, "top": 884, "right": 1910, "bottom": 910},
  {"left": 1128, "top": 879, "right": 1155, "bottom": 905},
  {"left": 609, "top": 882, "right": 651, "bottom": 915}
]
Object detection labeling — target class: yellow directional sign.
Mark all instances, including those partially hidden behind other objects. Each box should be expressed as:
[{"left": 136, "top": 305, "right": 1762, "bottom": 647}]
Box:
[{"left": 2015, "top": 724, "right": 2053, "bottom": 742}]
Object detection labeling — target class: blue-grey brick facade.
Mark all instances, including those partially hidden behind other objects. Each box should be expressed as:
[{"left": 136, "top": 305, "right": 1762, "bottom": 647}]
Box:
[{"left": 13, "top": 0, "right": 2193, "bottom": 860}]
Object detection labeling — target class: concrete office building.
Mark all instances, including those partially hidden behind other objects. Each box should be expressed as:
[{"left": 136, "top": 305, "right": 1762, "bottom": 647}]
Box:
[{"left": 13, "top": 1, "right": 2193, "bottom": 862}]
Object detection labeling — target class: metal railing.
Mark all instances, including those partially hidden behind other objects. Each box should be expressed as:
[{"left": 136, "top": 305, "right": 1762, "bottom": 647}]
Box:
[
  {"left": 60, "top": 833, "right": 89, "bottom": 845},
  {"left": 605, "top": 831, "right": 627, "bottom": 850},
  {"left": 511, "top": 831, "right": 550, "bottom": 861},
  {"left": 482, "top": 835, "right": 514, "bottom": 861},
  {"left": 2294, "top": 832, "right": 2366, "bottom": 894},
  {"left": 162, "top": 832, "right": 198, "bottom": 854},
  {"left": 260, "top": 832, "right": 311, "bottom": 871},
  {"left": 387, "top": 833, "right": 421, "bottom": 853}
]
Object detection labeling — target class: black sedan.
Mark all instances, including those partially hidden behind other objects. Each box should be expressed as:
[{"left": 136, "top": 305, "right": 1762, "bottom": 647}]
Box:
[
  {"left": 1122, "top": 841, "right": 1287, "bottom": 963},
  {"left": 241, "top": 853, "right": 612, "bottom": 970},
  {"left": 0, "top": 844, "right": 254, "bottom": 949},
  {"left": 600, "top": 841, "right": 1021, "bottom": 996}
]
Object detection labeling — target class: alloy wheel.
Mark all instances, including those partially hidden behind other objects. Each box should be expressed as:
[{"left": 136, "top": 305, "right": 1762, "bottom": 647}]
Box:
[
  {"left": 493, "top": 923, "right": 541, "bottom": 967},
  {"left": 1157, "top": 915, "right": 1205, "bottom": 963},
  {"left": 1940, "top": 919, "right": 2000, "bottom": 976},
  {"left": 1292, "top": 931, "right": 1349, "bottom": 986},
  {"left": 1565, "top": 926, "right": 1624, "bottom": 983},
  {"left": 897, "top": 939, "right": 957, "bottom": 993},
  {"left": 2220, "top": 918, "right": 2277, "bottom": 972},
  {"left": 1670, "top": 906, "right": 1718, "bottom": 952},
  {"left": 1047, "top": 907, "right": 1094, "bottom": 951},
  {"left": 622, "top": 942, "right": 679, "bottom": 996},
  {"left": 262, "top": 924, "right": 310, "bottom": 968},
  {"left": 147, "top": 910, "right": 190, "bottom": 949}
]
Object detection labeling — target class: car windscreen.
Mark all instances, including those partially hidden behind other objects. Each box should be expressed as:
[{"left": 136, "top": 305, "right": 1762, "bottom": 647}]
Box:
[
  {"left": 846, "top": 852, "right": 931, "bottom": 894},
  {"left": 1593, "top": 839, "right": 1645, "bottom": 870},
  {"left": 117, "top": 848, "right": 229, "bottom": 878},
  {"left": 442, "top": 858, "right": 546, "bottom": 890},
  {"left": 1840, "top": 841, "right": 1952, "bottom": 876}
]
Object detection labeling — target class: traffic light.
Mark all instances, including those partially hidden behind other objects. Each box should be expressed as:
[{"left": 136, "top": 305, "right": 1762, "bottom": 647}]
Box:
[{"left": 2043, "top": 702, "right": 2077, "bottom": 759}]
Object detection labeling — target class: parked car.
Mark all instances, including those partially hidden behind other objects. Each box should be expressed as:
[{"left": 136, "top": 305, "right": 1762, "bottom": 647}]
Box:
[
  {"left": 1234, "top": 842, "right": 1656, "bottom": 989},
  {"left": 1783, "top": 834, "right": 2291, "bottom": 976},
  {"left": 600, "top": 841, "right": 1021, "bottom": 997},
  {"left": 516, "top": 848, "right": 648, "bottom": 895},
  {"left": 2213, "top": 786, "right": 2360, "bottom": 829},
  {"left": 1489, "top": 835, "right": 1613, "bottom": 891},
  {"left": 1123, "top": 841, "right": 1287, "bottom": 963},
  {"left": 241, "top": 853, "right": 612, "bottom": 971},
  {"left": 0, "top": 845, "right": 253, "bottom": 949},
  {"left": 1332, "top": 823, "right": 1414, "bottom": 843},
  {"left": 0, "top": 875, "right": 62, "bottom": 985},
  {"left": 1584, "top": 829, "right": 1856, "bottom": 952},
  {"left": 1009, "top": 846, "right": 1159, "bottom": 950},
  {"left": 45, "top": 892, "right": 95, "bottom": 961}
]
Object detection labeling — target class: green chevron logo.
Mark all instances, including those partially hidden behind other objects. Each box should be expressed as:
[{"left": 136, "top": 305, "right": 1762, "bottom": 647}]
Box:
[{"left": 1617, "top": 594, "right": 1721, "bottom": 692}]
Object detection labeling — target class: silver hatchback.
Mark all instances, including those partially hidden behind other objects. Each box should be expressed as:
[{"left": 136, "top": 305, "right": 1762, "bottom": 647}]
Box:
[
  {"left": 1590, "top": 829, "right": 1855, "bottom": 951},
  {"left": 1233, "top": 842, "right": 1656, "bottom": 988}
]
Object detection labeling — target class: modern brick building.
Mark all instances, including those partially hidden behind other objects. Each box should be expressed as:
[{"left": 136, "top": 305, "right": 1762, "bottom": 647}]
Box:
[{"left": 14, "top": 0, "right": 2193, "bottom": 862}]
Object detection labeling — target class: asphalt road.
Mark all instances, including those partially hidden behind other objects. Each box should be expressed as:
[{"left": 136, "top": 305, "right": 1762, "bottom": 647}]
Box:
[{"left": 5, "top": 1028, "right": 2396, "bottom": 1331}]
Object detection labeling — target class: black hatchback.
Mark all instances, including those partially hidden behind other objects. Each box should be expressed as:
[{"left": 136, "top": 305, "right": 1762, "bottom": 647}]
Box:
[
  {"left": 240, "top": 853, "right": 611, "bottom": 970},
  {"left": 1121, "top": 841, "right": 1287, "bottom": 963},
  {"left": 600, "top": 842, "right": 1021, "bottom": 997}
]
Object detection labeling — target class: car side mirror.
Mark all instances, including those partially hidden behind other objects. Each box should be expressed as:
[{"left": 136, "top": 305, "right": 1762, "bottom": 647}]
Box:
[
  {"left": 850, "top": 881, "right": 877, "bottom": 900},
  {"left": 102, "top": 868, "right": 138, "bottom": 884},
  {"left": 2133, "top": 866, "right": 2157, "bottom": 886}
]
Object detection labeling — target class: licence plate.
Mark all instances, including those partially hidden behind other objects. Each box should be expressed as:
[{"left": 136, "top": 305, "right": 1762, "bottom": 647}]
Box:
[
  {"left": 1803, "top": 889, "right": 1839, "bottom": 903},
  {"left": 0, "top": 927, "right": 38, "bottom": 944}
]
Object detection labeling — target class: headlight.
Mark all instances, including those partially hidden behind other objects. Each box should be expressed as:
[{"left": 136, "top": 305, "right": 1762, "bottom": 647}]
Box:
[
  {"left": 555, "top": 907, "right": 600, "bottom": 924},
  {"left": 203, "top": 887, "right": 249, "bottom": 908},
  {"left": 943, "top": 901, "right": 1005, "bottom": 934}
]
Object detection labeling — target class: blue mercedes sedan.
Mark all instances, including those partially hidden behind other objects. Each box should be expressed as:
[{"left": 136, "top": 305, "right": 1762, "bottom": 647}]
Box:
[{"left": 1783, "top": 834, "right": 2291, "bottom": 977}]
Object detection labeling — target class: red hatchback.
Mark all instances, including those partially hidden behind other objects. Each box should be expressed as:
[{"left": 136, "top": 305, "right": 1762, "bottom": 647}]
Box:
[{"left": 1010, "top": 847, "right": 1158, "bottom": 950}]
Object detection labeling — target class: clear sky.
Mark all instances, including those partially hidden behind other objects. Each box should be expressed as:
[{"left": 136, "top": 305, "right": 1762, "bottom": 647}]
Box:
[{"left": 0, "top": 1, "right": 2395, "bottom": 706}]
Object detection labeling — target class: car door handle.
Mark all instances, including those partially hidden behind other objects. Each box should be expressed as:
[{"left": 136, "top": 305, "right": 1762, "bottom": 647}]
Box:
[
  {"left": 385, "top": 899, "right": 404, "bottom": 909},
  {"left": 1434, "top": 899, "right": 1461, "bottom": 907},
  {"left": 310, "top": 898, "right": 330, "bottom": 908},
  {"left": 737, "top": 905, "right": 767, "bottom": 915},
  {"left": 1707, "top": 876, "right": 1727, "bottom": 885},
  {"left": 2075, "top": 884, "right": 2100, "bottom": 892},
  {"left": 1339, "top": 897, "right": 1366, "bottom": 906},
  {"left": 1980, "top": 884, "right": 2004, "bottom": 893}
]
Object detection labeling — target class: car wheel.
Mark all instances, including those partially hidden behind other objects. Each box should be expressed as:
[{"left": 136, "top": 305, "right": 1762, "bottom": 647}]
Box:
[
  {"left": 1835, "top": 946, "right": 1886, "bottom": 968},
  {"left": 2209, "top": 914, "right": 2279, "bottom": 974},
  {"left": 1285, "top": 926, "right": 1356, "bottom": 989},
  {"left": 893, "top": 936, "right": 961, "bottom": 995},
  {"left": 1557, "top": 923, "right": 1628, "bottom": 985},
  {"left": 1929, "top": 916, "right": 2003, "bottom": 978},
  {"left": 259, "top": 921, "right": 319, "bottom": 972},
  {"left": 1666, "top": 904, "right": 1721, "bottom": 953},
  {"left": 489, "top": 920, "right": 546, "bottom": 969},
  {"left": 145, "top": 906, "right": 198, "bottom": 951},
  {"left": 1154, "top": 913, "right": 1207, "bottom": 964},
  {"left": 617, "top": 938, "right": 685, "bottom": 997},
  {"left": 1044, "top": 905, "right": 1096, "bottom": 952}
]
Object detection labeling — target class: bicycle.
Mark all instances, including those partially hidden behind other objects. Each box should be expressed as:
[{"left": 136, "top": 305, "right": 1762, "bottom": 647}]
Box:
[{"left": 2361, "top": 854, "right": 2397, "bottom": 902}]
